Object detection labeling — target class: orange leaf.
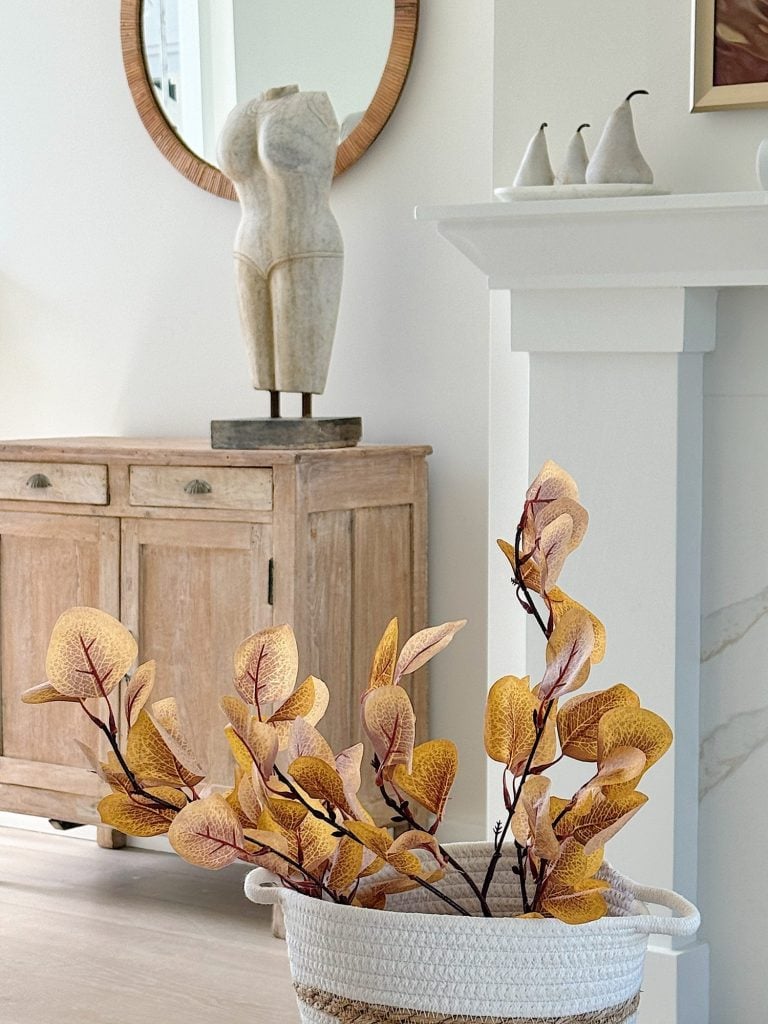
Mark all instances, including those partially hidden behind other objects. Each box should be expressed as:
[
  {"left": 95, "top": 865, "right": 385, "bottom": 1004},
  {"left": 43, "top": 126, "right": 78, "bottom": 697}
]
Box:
[
  {"left": 361, "top": 685, "right": 416, "bottom": 782},
  {"left": 497, "top": 538, "right": 543, "bottom": 593},
  {"left": 124, "top": 661, "right": 156, "bottom": 728},
  {"left": 298, "top": 815, "right": 338, "bottom": 872},
  {"left": 242, "top": 828, "right": 295, "bottom": 877},
  {"left": 46, "top": 607, "right": 137, "bottom": 699},
  {"left": 269, "top": 675, "right": 329, "bottom": 725},
  {"left": 557, "top": 685, "right": 639, "bottom": 761},
  {"left": 484, "top": 675, "right": 537, "bottom": 774},
  {"left": 345, "top": 820, "right": 392, "bottom": 859},
  {"left": 168, "top": 794, "right": 245, "bottom": 869},
  {"left": 597, "top": 706, "right": 673, "bottom": 790},
  {"left": 387, "top": 830, "right": 444, "bottom": 878},
  {"left": 267, "top": 797, "right": 308, "bottom": 831},
  {"left": 368, "top": 617, "right": 399, "bottom": 688},
  {"left": 233, "top": 624, "right": 298, "bottom": 712},
  {"left": 237, "top": 769, "right": 268, "bottom": 824},
  {"left": 220, "top": 696, "right": 279, "bottom": 779},
  {"left": 151, "top": 697, "right": 206, "bottom": 780},
  {"left": 392, "top": 740, "right": 458, "bottom": 819},
  {"left": 328, "top": 836, "right": 365, "bottom": 893},
  {"left": 392, "top": 620, "right": 466, "bottom": 684},
  {"left": 20, "top": 681, "right": 80, "bottom": 705},
  {"left": 555, "top": 791, "right": 648, "bottom": 856},
  {"left": 592, "top": 746, "right": 647, "bottom": 789},
  {"left": 538, "top": 607, "right": 595, "bottom": 702},
  {"left": 98, "top": 787, "right": 185, "bottom": 837},
  {"left": 288, "top": 756, "right": 350, "bottom": 813},
  {"left": 511, "top": 777, "right": 560, "bottom": 862},
  {"left": 540, "top": 837, "right": 608, "bottom": 924},
  {"left": 126, "top": 709, "right": 203, "bottom": 789}
]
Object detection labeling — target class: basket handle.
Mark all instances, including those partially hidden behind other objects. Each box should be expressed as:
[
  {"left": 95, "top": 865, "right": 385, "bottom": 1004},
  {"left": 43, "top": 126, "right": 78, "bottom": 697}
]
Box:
[
  {"left": 627, "top": 880, "right": 701, "bottom": 937},
  {"left": 244, "top": 868, "right": 283, "bottom": 906}
]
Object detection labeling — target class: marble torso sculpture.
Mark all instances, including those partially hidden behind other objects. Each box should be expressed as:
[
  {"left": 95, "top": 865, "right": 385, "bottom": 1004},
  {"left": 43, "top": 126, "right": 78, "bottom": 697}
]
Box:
[{"left": 218, "top": 86, "right": 344, "bottom": 397}]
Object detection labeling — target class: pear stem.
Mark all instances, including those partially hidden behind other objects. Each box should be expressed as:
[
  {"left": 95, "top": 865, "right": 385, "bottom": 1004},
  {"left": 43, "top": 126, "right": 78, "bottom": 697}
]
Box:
[
  {"left": 577, "top": 123, "right": 590, "bottom": 133},
  {"left": 539, "top": 122, "right": 548, "bottom": 130},
  {"left": 625, "top": 89, "right": 649, "bottom": 101}
]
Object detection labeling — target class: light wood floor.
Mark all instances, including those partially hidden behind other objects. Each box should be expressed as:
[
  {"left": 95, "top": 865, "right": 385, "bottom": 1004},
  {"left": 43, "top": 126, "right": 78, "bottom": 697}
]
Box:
[{"left": 0, "top": 826, "right": 300, "bottom": 1024}]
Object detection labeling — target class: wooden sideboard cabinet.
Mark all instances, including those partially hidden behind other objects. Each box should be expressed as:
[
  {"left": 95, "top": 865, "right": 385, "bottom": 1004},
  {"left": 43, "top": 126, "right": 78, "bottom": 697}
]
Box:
[{"left": 0, "top": 439, "right": 430, "bottom": 845}]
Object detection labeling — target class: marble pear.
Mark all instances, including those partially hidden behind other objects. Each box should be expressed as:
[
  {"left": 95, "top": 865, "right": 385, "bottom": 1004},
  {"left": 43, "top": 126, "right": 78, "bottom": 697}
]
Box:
[
  {"left": 514, "top": 122, "right": 554, "bottom": 187},
  {"left": 557, "top": 124, "right": 591, "bottom": 185},
  {"left": 586, "top": 90, "right": 653, "bottom": 185}
]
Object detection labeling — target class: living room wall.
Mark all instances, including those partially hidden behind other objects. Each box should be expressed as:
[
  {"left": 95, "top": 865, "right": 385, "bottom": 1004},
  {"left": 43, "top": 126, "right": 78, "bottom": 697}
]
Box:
[{"left": 0, "top": 0, "right": 495, "bottom": 841}]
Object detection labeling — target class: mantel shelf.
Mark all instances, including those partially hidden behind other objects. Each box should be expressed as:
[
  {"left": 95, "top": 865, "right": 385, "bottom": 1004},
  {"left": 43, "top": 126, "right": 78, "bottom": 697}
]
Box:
[{"left": 415, "top": 191, "right": 768, "bottom": 291}]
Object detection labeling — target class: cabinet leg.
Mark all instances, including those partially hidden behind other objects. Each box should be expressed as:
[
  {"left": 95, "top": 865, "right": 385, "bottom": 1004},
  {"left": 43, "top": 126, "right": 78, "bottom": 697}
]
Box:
[
  {"left": 97, "top": 826, "right": 126, "bottom": 849},
  {"left": 271, "top": 904, "right": 286, "bottom": 940}
]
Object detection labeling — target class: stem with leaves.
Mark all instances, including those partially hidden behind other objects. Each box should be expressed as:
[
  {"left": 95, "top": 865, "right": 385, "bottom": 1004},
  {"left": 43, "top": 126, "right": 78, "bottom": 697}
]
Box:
[{"left": 376, "top": 774, "right": 492, "bottom": 917}]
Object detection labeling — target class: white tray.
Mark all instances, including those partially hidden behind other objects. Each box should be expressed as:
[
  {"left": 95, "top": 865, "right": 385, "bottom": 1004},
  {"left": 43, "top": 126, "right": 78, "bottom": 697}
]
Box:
[{"left": 494, "top": 183, "right": 670, "bottom": 201}]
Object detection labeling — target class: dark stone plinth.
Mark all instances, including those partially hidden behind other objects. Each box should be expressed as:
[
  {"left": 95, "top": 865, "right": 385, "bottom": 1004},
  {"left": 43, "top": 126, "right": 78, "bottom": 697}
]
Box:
[{"left": 210, "top": 417, "right": 362, "bottom": 450}]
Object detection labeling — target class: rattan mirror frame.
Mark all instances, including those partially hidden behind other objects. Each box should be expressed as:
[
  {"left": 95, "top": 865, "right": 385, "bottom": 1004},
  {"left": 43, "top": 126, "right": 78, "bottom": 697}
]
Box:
[{"left": 120, "top": 0, "right": 419, "bottom": 199}]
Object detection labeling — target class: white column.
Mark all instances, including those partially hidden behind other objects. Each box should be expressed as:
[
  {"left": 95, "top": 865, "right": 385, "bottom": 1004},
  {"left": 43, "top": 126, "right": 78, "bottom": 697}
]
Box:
[{"left": 490, "top": 286, "right": 711, "bottom": 1024}]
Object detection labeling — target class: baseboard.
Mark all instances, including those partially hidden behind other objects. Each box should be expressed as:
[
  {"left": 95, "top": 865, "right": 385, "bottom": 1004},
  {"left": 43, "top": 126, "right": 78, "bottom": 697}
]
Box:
[{"left": 640, "top": 943, "right": 710, "bottom": 1024}]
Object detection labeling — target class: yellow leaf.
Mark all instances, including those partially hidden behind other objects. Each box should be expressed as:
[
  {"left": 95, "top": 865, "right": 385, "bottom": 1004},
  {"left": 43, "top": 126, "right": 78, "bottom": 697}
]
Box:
[
  {"left": 538, "top": 607, "right": 595, "bottom": 702},
  {"left": 368, "top": 617, "right": 399, "bottom": 688},
  {"left": 361, "top": 685, "right": 416, "bottom": 781},
  {"left": 298, "top": 815, "right": 338, "bottom": 872},
  {"left": 328, "top": 836, "right": 364, "bottom": 892},
  {"left": 511, "top": 777, "right": 560, "bottom": 862},
  {"left": 242, "top": 828, "right": 295, "bottom": 876},
  {"left": 98, "top": 787, "right": 185, "bottom": 837},
  {"left": 269, "top": 675, "right": 329, "bottom": 725},
  {"left": 498, "top": 538, "right": 543, "bottom": 593},
  {"left": 557, "top": 685, "right": 639, "bottom": 761},
  {"left": 598, "top": 706, "right": 673, "bottom": 790},
  {"left": 285, "top": 716, "right": 335, "bottom": 766},
  {"left": 288, "top": 756, "right": 350, "bottom": 813},
  {"left": 126, "top": 709, "right": 202, "bottom": 789},
  {"left": 233, "top": 624, "right": 298, "bottom": 712},
  {"left": 392, "top": 740, "right": 458, "bottom": 819},
  {"left": 221, "top": 696, "right": 279, "bottom": 779},
  {"left": 267, "top": 797, "right": 308, "bottom": 831},
  {"left": 541, "top": 885, "right": 607, "bottom": 924},
  {"left": 124, "top": 661, "right": 156, "bottom": 728},
  {"left": 555, "top": 791, "right": 648, "bottom": 856},
  {"left": 592, "top": 746, "right": 647, "bottom": 789},
  {"left": 345, "top": 820, "right": 392, "bottom": 859},
  {"left": 393, "top": 620, "right": 466, "bottom": 683},
  {"left": 387, "top": 830, "right": 444, "bottom": 878},
  {"left": 46, "top": 607, "right": 137, "bottom": 699},
  {"left": 168, "top": 794, "right": 245, "bottom": 869},
  {"left": 548, "top": 588, "right": 606, "bottom": 665},
  {"left": 484, "top": 675, "right": 537, "bottom": 774},
  {"left": 20, "top": 681, "right": 80, "bottom": 704}
]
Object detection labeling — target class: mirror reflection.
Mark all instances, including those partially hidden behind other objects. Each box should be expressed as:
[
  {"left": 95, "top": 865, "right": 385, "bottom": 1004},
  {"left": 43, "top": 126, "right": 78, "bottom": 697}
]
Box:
[{"left": 142, "top": 0, "right": 395, "bottom": 166}]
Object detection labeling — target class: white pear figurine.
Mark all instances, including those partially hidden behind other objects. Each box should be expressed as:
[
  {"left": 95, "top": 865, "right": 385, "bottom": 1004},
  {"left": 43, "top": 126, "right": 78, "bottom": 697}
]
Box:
[
  {"left": 586, "top": 90, "right": 653, "bottom": 185},
  {"left": 514, "top": 122, "right": 554, "bottom": 187},
  {"left": 556, "top": 123, "right": 590, "bottom": 185}
]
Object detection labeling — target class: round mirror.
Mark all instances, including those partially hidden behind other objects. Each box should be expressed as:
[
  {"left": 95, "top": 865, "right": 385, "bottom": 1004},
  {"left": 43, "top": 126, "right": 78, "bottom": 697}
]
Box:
[{"left": 121, "top": 0, "right": 419, "bottom": 199}]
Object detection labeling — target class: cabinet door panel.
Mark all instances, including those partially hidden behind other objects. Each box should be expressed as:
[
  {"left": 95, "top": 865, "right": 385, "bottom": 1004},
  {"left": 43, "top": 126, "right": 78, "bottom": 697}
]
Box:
[
  {"left": 121, "top": 520, "right": 272, "bottom": 788},
  {"left": 0, "top": 512, "right": 119, "bottom": 790}
]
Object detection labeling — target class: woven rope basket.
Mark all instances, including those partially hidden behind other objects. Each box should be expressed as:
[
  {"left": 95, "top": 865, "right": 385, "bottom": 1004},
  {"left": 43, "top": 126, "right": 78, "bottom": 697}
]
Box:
[{"left": 245, "top": 841, "right": 699, "bottom": 1024}]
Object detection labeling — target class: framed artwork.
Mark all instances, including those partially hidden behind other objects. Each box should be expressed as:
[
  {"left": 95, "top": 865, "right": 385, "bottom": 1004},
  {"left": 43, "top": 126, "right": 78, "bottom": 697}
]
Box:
[{"left": 692, "top": 0, "right": 768, "bottom": 110}]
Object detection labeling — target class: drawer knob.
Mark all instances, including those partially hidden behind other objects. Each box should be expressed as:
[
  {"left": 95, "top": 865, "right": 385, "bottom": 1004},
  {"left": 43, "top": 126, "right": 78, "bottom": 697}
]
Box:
[
  {"left": 26, "top": 473, "right": 52, "bottom": 489},
  {"left": 184, "top": 478, "right": 212, "bottom": 495}
]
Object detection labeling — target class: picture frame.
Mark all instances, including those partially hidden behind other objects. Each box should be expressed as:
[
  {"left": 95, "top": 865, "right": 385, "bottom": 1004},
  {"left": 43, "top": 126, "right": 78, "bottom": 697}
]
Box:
[{"left": 692, "top": 0, "right": 768, "bottom": 111}]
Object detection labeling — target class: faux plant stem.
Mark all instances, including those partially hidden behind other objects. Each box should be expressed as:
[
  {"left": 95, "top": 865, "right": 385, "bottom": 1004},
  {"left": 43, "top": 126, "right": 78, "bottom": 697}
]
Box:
[
  {"left": 242, "top": 833, "right": 342, "bottom": 903},
  {"left": 94, "top": 719, "right": 182, "bottom": 813},
  {"left": 273, "top": 765, "right": 470, "bottom": 916},
  {"left": 377, "top": 780, "right": 493, "bottom": 917}
]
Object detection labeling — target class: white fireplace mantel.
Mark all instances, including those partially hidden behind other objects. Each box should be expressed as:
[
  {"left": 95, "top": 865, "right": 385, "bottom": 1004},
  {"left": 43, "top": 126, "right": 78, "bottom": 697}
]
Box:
[{"left": 416, "top": 192, "right": 768, "bottom": 1024}]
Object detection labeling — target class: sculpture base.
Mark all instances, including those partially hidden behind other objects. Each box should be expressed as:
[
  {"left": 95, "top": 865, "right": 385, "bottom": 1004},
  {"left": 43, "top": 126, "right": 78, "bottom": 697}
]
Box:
[{"left": 210, "top": 417, "right": 362, "bottom": 450}]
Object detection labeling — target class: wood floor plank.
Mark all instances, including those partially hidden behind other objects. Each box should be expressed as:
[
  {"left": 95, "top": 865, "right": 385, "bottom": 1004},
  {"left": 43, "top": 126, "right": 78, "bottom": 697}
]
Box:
[{"left": 0, "top": 827, "right": 299, "bottom": 1024}]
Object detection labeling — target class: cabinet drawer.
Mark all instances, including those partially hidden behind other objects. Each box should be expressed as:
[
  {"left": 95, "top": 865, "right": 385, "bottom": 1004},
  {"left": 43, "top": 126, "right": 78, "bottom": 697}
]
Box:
[
  {"left": 129, "top": 465, "right": 273, "bottom": 512},
  {"left": 0, "top": 461, "right": 108, "bottom": 505}
]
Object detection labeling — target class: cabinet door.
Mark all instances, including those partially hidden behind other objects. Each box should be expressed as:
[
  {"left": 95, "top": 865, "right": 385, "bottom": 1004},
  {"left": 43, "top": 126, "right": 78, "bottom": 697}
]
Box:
[
  {"left": 121, "top": 520, "right": 272, "bottom": 788},
  {"left": 0, "top": 512, "right": 119, "bottom": 822}
]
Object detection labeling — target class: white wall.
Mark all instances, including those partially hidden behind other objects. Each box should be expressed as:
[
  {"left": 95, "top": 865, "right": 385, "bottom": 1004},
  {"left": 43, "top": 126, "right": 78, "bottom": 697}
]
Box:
[
  {"left": 0, "top": 0, "right": 495, "bottom": 841},
  {"left": 495, "top": 3, "right": 768, "bottom": 1021}
]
